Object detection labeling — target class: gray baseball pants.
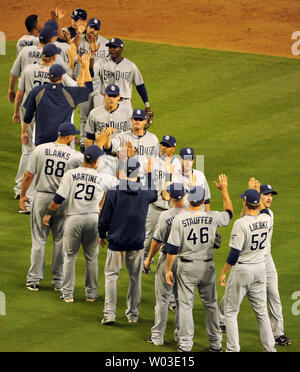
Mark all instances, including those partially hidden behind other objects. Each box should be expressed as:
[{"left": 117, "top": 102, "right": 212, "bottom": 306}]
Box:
[
  {"left": 61, "top": 214, "right": 99, "bottom": 300},
  {"left": 79, "top": 92, "right": 103, "bottom": 146},
  {"left": 103, "top": 249, "right": 143, "bottom": 321},
  {"left": 144, "top": 205, "right": 167, "bottom": 259},
  {"left": 150, "top": 253, "right": 179, "bottom": 344},
  {"left": 14, "top": 106, "right": 35, "bottom": 200},
  {"left": 265, "top": 253, "right": 284, "bottom": 338},
  {"left": 224, "top": 262, "right": 276, "bottom": 352},
  {"left": 26, "top": 191, "right": 65, "bottom": 288},
  {"left": 176, "top": 259, "right": 222, "bottom": 351}
]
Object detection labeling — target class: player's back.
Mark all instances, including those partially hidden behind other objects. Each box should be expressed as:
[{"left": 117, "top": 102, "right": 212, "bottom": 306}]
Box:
[
  {"left": 11, "top": 45, "right": 42, "bottom": 77},
  {"left": 17, "top": 35, "right": 39, "bottom": 55},
  {"left": 28, "top": 142, "right": 83, "bottom": 193},
  {"left": 155, "top": 207, "right": 186, "bottom": 253},
  {"left": 57, "top": 167, "right": 117, "bottom": 216},
  {"left": 19, "top": 63, "right": 50, "bottom": 99},
  {"left": 230, "top": 213, "right": 272, "bottom": 264},
  {"left": 170, "top": 209, "right": 231, "bottom": 261}
]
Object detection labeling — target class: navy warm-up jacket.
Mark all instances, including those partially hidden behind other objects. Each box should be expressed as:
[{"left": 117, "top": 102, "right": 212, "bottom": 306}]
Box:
[
  {"left": 23, "top": 81, "right": 93, "bottom": 145},
  {"left": 98, "top": 179, "right": 158, "bottom": 251}
]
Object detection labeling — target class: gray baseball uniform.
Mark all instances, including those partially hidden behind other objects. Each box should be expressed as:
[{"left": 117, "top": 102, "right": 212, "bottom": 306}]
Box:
[
  {"left": 264, "top": 209, "right": 285, "bottom": 339},
  {"left": 168, "top": 209, "right": 231, "bottom": 351},
  {"left": 94, "top": 56, "right": 144, "bottom": 114},
  {"left": 16, "top": 35, "right": 39, "bottom": 55},
  {"left": 143, "top": 156, "right": 181, "bottom": 259},
  {"left": 26, "top": 142, "right": 83, "bottom": 289},
  {"left": 76, "top": 34, "right": 109, "bottom": 146},
  {"left": 14, "top": 63, "right": 77, "bottom": 199},
  {"left": 10, "top": 45, "right": 70, "bottom": 79},
  {"left": 111, "top": 130, "right": 160, "bottom": 179},
  {"left": 150, "top": 206, "right": 185, "bottom": 345},
  {"left": 172, "top": 168, "right": 211, "bottom": 209},
  {"left": 224, "top": 213, "right": 276, "bottom": 352},
  {"left": 55, "top": 166, "right": 118, "bottom": 300}
]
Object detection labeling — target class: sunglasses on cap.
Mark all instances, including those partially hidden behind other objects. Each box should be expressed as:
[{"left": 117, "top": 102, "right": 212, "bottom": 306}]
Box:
[
  {"left": 132, "top": 118, "right": 145, "bottom": 121},
  {"left": 107, "top": 94, "right": 119, "bottom": 98}
]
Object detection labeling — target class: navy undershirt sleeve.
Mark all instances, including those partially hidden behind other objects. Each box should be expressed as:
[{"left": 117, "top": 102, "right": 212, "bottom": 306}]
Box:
[
  {"left": 167, "top": 243, "right": 179, "bottom": 255},
  {"left": 226, "top": 247, "right": 241, "bottom": 265},
  {"left": 53, "top": 193, "right": 65, "bottom": 205},
  {"left": 136, "top": 84, "right": 149, "bottom": 103}
]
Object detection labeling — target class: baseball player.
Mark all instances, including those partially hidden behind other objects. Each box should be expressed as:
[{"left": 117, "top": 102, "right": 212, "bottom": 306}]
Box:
[
  {"left": 43, "top": 145, "right": 118, "bottom": 302},
  {"left": 218, "top": 188, "right": 276, "bottom": 352},
  {"left": 103, "top": 109, "right": 160, "bottom": 180},
  {"left": 76, "top": 17, "right": 109, "bottom": 152},
  {"left": 166, "top": 175, "right": 234, "bottom": 352},
  {"left": 85, "top": 84, "right": 132, "bottom": 176},
  {"left": 143, "top": 135, "right": 181, "bottom": 263},
  {"left": 98, "top": 157, "right": 157, "bottom": 324},
  {"left": 16, "top": 15, "right": 40, "bottom": 56},
  {"left": 65, "top": 8, "right": 88, "bottom": 47},
  {"left": 259, "top": 183, "right": 292, "bottom": 346},
  {"left": 20, "top": 122, "right": 83, "bottom": 291},
  {"left": 21, "top": 54, "right": 92, "bottom": 148},
  {"left": 144, "top": 182, "right": 186, "bottom": 346},
  {"left": 93, "top": 38, "right": 153, "bottom": 120},
  {"left": 172, "top": 147, "right": 211, "bottom": 211}
]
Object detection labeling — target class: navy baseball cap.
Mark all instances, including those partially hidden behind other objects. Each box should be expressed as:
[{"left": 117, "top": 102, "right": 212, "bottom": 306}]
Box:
[
  {"left": 240, "top": 189, "right": 261, "bottom": 204},
  {"left": 166, "top": 183, "right": 185, "bottom": 200},
  {"left": 105, "top": 84, "right": 120, "bottom": 96},
  {"left": 106, "top": 38, "right": 124, "bottom": 48},
  {"left": 44, "top": 20, "right": 58, "bottom": 31},
  {"left": 84, "top": 145, "right": 104, "bottom": 161},
  {"left": 188, "top": 186, "right": 205, "bottom": 203},
  {"left": 160, "top": 135, "right": 176, "bottom": 148},
  {"left": 260, "top": 184, "right": 278, "bottom": 195},
  {"left": 126, "top": 157, "right": 141, "bottom": 178},
  {"left": 132, "top": 109, "right": 147, "bottom": 120},
  {"left": 58, "top": 122, "right": 80, "bottom": 136},
  {"left": 180, "top": 147, "right": 195, "bottom": 160},
  {"left": 87, "top": 18, "right": 101, "bottom": 30},
  {"left": 49, "top": 64, "right": 66, "bottom": 78},
  {"left": 71, "top": 8, "right": 87, "bottom": 21},
  {"left": 42, "top": 43, "right": 61, "bottom": 57},
  {"left": 39, "top": 26, "right": 58, "bottom": 42}
]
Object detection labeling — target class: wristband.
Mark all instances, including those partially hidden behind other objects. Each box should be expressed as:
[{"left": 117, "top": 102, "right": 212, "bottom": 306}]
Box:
[{"left": 145, "top": 102, "right": 150, "bottom": 108}]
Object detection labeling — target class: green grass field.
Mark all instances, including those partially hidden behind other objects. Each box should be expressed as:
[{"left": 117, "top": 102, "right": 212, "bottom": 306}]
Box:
[{"left": 0, "top": 40, "right": 299, "bottom": 352}]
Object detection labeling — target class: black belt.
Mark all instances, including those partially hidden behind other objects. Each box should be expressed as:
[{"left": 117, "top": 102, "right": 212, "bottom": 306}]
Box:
[
  {"left": 180, "top": 257, "right": 212, "bottom": 263},
  {"left": 120, "top": 97, "right": 130, "bottom": 101}
]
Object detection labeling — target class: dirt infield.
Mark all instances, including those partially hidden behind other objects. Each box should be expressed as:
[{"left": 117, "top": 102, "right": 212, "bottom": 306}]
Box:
[{"left": 1, "top": 0, "right": 300, "bottom": 58}]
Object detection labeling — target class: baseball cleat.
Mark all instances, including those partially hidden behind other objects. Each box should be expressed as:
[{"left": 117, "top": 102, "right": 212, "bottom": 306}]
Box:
[
  {"left": 19, "top": 208, "right": 31, "bottom": 215},
  {"left": 209, "top": 346, "right": 222, "bottom": 352},
  {"left": 147, "top": 336, "right": 163, "bottom": 346},
  {"left": 26, "top": 282, "right": 39, "bottom": 291},
  {"left": 14, "top": 193, "right": 20, "bottom": 200},
  {"left": 169, "top": 304, "right": 176, "bottom": 313},
  {"left": 128, "top": 318, "right": 138, "bottom": 323},
  {"left": 60, "top": 295, "right": 74, "bottom": 303},
  {"left": 86, "top": 296, "right": 98, "bottom": 303},
  {"left": 177, "top": 346, "right": 191, "bottom": 352},
  {"left": 275, "top": 335, "right": 292, "bottom": 346},
  {"left": 101, "top": 317, "right": 115, "bottom": 325},
  {"left": 220, "top": 324, "right": 226, "bottom": 333},
  {"left": 53, "top": 287, "right": 62, "bottom": 292}
]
